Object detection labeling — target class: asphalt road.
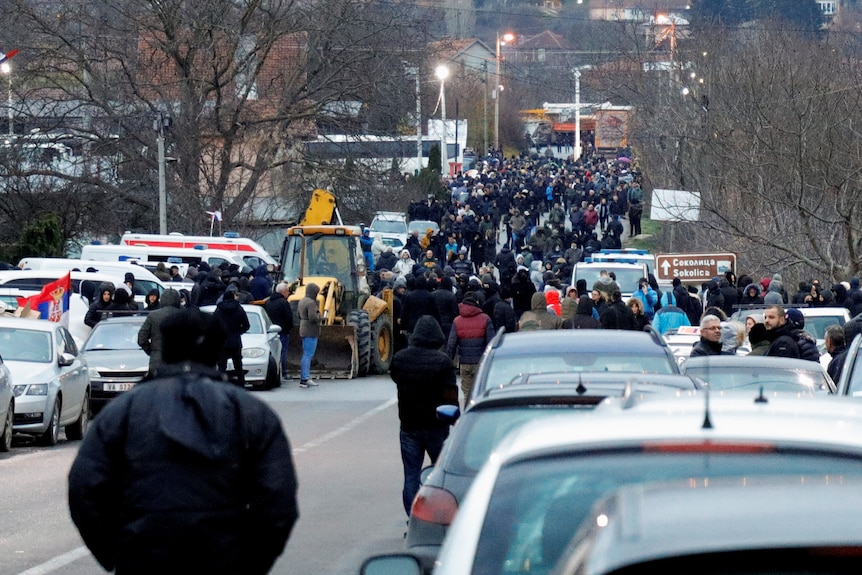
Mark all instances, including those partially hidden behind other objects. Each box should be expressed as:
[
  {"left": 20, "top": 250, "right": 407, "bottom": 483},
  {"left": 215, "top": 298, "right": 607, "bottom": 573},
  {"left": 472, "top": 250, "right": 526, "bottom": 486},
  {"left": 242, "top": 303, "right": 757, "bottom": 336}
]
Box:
[{"left": 0, "top": 375, "right": 407, "bottom": 575}]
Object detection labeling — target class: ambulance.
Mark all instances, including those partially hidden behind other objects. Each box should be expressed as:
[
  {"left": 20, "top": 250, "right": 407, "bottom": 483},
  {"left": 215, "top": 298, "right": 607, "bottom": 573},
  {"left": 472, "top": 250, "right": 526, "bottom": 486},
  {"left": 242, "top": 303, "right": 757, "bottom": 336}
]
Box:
[{"left": 120, "top": 232, "right": 276, "bottom": 268}]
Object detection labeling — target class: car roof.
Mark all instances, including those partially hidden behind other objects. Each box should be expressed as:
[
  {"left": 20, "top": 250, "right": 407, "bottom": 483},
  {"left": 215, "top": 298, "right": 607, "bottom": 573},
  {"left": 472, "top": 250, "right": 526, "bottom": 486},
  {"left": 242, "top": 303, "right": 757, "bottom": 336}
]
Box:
[
  {"left": 682, "top": 355, "right": 824, "bottom": 371},
  {"left": 91, "top": 315, "right": 148, "bottom": 326},
  {"left": 469, "top": 376, "right": 698, "bottom": 410},
  {"left": 486, "top": 329, "right": 671, "bottom": 355},
  {"left": 562, "top": 478, "right": 862, "bottom": 575},
  {"left": 0, "top": 316, "right": 61, "bottom": 332},
  {"left": 731, "top": 305, "right": 849, "bottom": 319}
]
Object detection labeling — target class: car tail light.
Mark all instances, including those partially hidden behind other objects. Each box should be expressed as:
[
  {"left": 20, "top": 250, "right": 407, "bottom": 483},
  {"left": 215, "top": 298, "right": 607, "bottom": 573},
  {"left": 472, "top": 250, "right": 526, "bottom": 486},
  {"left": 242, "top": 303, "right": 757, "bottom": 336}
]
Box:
[
  {"left": 642, "top": 441, "right": 776, "bottom": 454},
  {"left": 411, "top": 485, "right": 458, "bottom": 525}
]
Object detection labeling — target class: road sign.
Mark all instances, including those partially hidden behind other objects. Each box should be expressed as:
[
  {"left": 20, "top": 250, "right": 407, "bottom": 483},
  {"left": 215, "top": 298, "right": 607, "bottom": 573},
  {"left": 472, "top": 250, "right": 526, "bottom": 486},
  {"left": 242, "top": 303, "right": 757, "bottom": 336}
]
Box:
[{"left": 655, "top": 253, "right": 737, "bottom": 282}]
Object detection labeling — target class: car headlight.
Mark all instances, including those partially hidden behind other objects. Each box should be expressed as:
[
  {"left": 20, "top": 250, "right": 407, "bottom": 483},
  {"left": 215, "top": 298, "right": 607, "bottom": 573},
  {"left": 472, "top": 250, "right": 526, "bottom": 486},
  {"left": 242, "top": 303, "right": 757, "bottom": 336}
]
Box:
[
  {"left": 13, "top": 384, "right": 48, "bottom": 397},
  {"left": 88, "top": 367, "right": 102, "bottom": 378},
  {"left": 242, "top": 347, "right": 267, "bottom": 359}
]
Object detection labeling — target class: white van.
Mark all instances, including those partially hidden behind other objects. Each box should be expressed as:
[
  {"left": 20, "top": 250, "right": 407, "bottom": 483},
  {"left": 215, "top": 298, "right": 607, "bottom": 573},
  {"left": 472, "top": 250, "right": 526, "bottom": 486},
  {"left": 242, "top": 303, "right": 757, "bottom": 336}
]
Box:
[
  {"left": 121, "top": 232, "right": 276, "bottom": 268},
  {"left": 80, "top": 244, "right": 253, "bottom": 273},
  {"left": 17, "top": 258, "right": 165, "bottom": 302}
]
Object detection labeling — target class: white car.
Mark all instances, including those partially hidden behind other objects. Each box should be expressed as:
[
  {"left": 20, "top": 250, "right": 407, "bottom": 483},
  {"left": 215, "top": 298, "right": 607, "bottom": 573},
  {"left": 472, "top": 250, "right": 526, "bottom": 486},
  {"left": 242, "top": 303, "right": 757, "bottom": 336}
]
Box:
[
  {"left": 369, "top": 211, "right": 409, "bottom": 252},
  {"left": 200, "top": 304, "right": 282, "bottom": 390},
  {"left": 0, "top": 355, "right": 12, "bottom": 452},
  {"left": 362, "top": 393, "right": 862, "bottom": 575},
  {"left": 0, "top": 317, "right": 90, "bottom": 446}
]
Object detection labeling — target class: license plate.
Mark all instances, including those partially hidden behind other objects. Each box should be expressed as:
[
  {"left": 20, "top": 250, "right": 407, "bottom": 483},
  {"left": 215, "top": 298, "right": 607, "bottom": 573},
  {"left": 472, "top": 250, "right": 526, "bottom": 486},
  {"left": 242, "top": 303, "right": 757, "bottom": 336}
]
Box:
[{"left": 104, "top": 383, "right": 135, "bottom": 392}]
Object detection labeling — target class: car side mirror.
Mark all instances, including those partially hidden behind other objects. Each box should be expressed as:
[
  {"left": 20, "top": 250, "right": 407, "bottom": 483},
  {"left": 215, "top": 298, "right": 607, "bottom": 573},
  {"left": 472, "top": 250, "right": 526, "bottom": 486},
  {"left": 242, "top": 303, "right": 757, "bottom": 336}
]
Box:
[
  {"left": 268, "top": 324, "right": 282, "bottom": 334},
  {"left": 436, "top": 404, "right": 460, "bottom": 425},
  {"left": 360, "top": 554, "right": 423, "bottom": 575},
  {"left": 58, "top": 353, "right": 76, "bottom": 367}
]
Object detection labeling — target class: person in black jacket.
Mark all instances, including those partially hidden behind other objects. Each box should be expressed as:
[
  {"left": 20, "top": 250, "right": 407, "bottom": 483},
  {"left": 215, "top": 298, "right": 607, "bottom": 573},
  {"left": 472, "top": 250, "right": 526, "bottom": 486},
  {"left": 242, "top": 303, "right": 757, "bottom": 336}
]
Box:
[
  {"left": 493, "top": 286, "right": 518, "bottom": 333},
  {"left": 214, "top": 289, "right": 251, "bottom": 386},
  {"left": 264, "top": 282, "right": 294, "bottom": 380},
  {"left": 69, "top": 308, "right": 298, "bottom": 575},
  {"left": 84, "top": 282, "right": 115, "bottom": 328},
  {"left": 390, "top": 315, "right": 458, "bottom": 516}
]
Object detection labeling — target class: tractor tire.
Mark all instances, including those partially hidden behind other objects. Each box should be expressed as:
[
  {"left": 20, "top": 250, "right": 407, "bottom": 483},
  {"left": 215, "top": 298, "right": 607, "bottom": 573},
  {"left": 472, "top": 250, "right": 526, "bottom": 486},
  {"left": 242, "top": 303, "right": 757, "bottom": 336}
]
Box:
[
  {"left": 370, "top": 316, "right": 393, "bottom": 375},
  {"left": 347, "top": 309, "right": 372, "bottom": 377}
]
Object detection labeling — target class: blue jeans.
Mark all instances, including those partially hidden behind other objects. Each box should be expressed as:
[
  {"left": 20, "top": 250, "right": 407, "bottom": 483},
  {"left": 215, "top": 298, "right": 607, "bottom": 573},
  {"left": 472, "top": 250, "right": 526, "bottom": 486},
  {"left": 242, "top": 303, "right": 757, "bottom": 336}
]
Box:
[
  {"left": 400, "top": 427, "right": 449, "bottom": 516},
  {"left": 279, "top": 333, "right": 289, "bottom": 374},
  {"left": 301, "top": 337, "right": 318, "bottom": 381}
]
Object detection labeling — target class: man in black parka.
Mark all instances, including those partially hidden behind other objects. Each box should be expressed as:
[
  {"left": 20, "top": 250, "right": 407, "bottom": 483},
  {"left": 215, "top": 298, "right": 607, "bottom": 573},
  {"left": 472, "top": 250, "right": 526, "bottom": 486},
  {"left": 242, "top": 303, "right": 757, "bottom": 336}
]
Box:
[
  {"left": 68, "top": 308, "right": 298, "bottom": 575},
  {"left": 390, "top": 314, "right": 458, "bottom": 516}
]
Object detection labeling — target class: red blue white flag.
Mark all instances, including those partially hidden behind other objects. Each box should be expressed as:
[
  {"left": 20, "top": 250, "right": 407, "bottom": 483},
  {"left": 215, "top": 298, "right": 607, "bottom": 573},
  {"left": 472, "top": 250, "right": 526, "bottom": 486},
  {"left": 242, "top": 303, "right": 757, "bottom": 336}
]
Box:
[{"left": 16, "top": 272, "right": 71, "bottom": 325}]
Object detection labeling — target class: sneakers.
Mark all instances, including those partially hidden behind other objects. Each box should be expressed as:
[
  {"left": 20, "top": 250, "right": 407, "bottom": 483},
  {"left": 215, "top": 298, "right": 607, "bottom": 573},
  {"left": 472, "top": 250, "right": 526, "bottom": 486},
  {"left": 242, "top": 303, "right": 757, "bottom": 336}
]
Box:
[{"left": 299, "top": 379, "right": 319, "bottom": 388}]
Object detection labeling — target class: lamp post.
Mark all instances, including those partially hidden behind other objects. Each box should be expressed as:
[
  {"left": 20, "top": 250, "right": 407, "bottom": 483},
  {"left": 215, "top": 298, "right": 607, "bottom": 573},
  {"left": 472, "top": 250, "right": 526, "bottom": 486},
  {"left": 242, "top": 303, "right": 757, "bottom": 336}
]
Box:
[
  {"left": 573, "top": 69, "right": 581, "bottom": 160},
  {"left": 1, "top": 62, "right": 12, "bottom": 137},
  {"left": 404, "top": 65, "right": 422, "bottom": 174},
  {"left": 153, "top": 114, "right": 172, "bottom": 235},
  {"left": 494, "top": 32, "right": 514, "bottom": 152},
  {"left": 435, "top": 64, "right": 449, "bottom": 176}
]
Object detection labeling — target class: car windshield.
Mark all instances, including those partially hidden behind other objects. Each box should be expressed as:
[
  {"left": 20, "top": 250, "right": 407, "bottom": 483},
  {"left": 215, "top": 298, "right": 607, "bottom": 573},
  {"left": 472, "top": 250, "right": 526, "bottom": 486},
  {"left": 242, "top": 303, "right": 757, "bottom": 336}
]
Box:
[
  {"left": 730, "top": 310, "right": 845, "bottom": 341},
  {"left": 685, "top": 366, "right": 830, "bottom": 393},
  {"left": 408, "top": 221, "right": 439, "bottom": 235},
  {"left": 371, "top": 220, "right": 407, "bottom": 234},
  {"left": 0, "top": 327, "right": 52, "bottom": 362},
  {"left": 574, "top": 267, "right": 644, "bottom": 294},
  {"left": 483, "top": 353, "right": 676, "bottom": 390},
  {"left": 246, "top": 312, "right": 264, "bottom": 335},
  {"left": 84, "top": 322, "right": 144, "bottom": 351},
  {"left": 447, "top": 407, "right": 595, "bottom": 475},
  {"left": 472, "top": 451, "right": 862, "bottom": 575}
]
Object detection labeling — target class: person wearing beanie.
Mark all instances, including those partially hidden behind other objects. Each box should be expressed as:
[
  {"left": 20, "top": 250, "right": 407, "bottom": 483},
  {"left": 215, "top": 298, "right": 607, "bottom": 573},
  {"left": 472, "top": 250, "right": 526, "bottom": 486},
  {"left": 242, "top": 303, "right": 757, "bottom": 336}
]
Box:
[
  {"left": 446, "top": 292, "right": 495, "bottom": 403},
  {"left": 390, "top": 315, "right": 458, "bottom": 516},
  {"left": 784, "top": 307, "right": 820, "bottom": 362},
  {"left": 747, "top": 322, "right": 771, "bottom": 355}
]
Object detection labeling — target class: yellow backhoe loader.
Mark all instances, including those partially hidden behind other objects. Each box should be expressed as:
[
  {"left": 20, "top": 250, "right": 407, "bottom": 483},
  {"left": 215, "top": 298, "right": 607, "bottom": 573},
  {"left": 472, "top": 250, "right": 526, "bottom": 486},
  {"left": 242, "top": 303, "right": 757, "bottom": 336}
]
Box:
[{"left": 279, "top": 189, "right": 394, "bottom": 378}]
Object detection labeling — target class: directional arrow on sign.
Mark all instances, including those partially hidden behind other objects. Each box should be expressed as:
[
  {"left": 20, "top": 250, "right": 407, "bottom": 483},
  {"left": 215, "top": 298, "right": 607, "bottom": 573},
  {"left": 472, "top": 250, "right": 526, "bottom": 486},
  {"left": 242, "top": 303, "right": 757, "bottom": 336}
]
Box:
[{"left": 661, "top": 260, "right": 671, "bottom": 275}]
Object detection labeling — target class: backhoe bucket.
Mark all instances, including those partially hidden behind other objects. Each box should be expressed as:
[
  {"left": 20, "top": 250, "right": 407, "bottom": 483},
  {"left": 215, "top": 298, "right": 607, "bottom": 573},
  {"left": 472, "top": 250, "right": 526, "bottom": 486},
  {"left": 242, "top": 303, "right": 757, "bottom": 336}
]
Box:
[{"left": 285, "top": 325, "right": 358, "bottom": 379}]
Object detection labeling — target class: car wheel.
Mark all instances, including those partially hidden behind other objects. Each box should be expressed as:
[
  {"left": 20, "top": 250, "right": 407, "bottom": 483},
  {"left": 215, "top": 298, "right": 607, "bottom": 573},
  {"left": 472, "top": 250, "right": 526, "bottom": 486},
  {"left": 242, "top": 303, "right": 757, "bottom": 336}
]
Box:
[
  {"left": 263, "top": 356, "right": 280, "bottom": 390},
  {"left": 0, "top": 401, "right": 13, "bottom": 452},
  {"left": 347, "top": 310, "right": 372, "bottom": 377},
  {"left": 37, "top": 397, "right": 61, "bottom": 447},
  {"left": 65, "top": 392, "right": 90, "bottom": 441},
  {"left": 370, "top": 316, "right": 393, "bottom": 374}
]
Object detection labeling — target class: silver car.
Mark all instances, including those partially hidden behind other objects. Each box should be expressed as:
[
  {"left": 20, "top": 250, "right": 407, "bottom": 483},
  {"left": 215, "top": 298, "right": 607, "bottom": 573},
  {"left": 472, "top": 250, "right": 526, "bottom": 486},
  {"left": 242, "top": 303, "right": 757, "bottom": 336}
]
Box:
[
  {"left": 0, "top": 355, "right": 13, "bottom": 452},
  {"left": 0, "top": 317, "right": 90, "bottom": 446},
  {"left": 200, "top": 304, "right": 282, "bottom": 390},
  {"left": 82, "top": 315, "right": 149, "bottom": 411}
]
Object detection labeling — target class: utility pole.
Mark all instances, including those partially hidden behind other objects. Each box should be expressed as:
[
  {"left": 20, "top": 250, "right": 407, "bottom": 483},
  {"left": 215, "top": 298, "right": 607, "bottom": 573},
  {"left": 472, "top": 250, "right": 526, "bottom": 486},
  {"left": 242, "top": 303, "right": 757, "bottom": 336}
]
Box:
[
  {"left": 482, "top": 61, "right": 488, "bottom": 156},
  {"left": 404, "top": 65, "right": 422, "bottom": 174},
  {"left": 574, "top": 69, "right": 581, "bottom": 161},
  {"left": 153, "top": 114, "right": 172, "bottom": 235}
]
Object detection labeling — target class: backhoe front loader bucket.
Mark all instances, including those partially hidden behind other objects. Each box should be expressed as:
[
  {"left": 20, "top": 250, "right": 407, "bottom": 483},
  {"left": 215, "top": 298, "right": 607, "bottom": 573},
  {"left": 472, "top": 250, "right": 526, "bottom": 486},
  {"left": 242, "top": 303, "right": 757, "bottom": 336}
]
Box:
[{"left": 285, "top": 325, "right": 358, "bottom": 379}]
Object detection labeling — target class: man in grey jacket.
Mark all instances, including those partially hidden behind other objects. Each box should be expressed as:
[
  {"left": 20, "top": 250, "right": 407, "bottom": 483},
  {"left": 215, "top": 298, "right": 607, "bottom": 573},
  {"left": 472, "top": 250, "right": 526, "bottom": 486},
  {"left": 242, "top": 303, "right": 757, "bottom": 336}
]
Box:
[{"left": 137, "top": 288, "right": 182, "bottom": 377}]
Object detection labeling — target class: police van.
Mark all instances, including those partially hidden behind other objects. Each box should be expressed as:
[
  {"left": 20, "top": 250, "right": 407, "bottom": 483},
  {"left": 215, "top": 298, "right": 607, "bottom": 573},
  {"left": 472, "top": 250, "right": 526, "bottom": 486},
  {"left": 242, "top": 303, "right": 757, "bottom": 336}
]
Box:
[{"left": 572, "top": 260, "right": 650, "bottom": 300}]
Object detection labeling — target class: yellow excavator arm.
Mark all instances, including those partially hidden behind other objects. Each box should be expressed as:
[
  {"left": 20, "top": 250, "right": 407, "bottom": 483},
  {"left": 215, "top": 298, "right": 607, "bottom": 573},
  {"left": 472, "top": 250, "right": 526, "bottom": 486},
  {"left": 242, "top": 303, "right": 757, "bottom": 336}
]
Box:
[{"left": 299, "top": 189, "right": 343, "bottom": 226}]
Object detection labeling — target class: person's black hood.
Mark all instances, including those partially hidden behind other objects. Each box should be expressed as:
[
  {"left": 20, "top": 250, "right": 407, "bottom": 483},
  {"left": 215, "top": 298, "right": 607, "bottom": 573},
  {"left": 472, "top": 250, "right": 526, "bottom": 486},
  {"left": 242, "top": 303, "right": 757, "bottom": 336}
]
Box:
[
  {"left": 409, "top": 315, "right": 446, "bottom": 348},
  {"left": 160, "top": 288, "right": 181, "bottom": 308},
  {"left": 576, "top": 295, "right": 593, "bottom": 316}
]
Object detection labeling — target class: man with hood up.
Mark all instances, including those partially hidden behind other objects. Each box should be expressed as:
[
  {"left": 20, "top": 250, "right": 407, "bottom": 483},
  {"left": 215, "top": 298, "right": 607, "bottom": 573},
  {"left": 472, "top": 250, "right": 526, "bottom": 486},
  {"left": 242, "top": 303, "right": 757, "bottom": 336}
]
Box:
[
  {"left": 84, "top": 282, "right": 116, "bottom": 328},
  {"left": 390, "top": 315, "right": 458, "bottom": 516},
  {"left": 69, "top": 308, "right": 298, "bottom": 575},
  {"left": 138, "top": 288, "right": 183, "bottom": 378},
  {"left": 518, "top": 292, "right": 563, "bottom": 331},
  {"left": 447, "top": 292, "right": 495, "bottom": 403},
  {"left": 214, "top": 290, "right": 251, "bottom": 387},
  {"left": 249, "top": 265, "right": 273, "bottom": 301}
]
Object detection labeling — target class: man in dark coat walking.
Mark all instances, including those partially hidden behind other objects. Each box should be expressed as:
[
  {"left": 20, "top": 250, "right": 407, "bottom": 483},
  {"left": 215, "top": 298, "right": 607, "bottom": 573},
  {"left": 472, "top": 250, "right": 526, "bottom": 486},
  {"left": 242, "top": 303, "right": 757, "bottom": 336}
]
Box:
[
  {"left": 69, "top": 309, "right": 298, "bottom": 575},
  {"left": 214, "top": 289, "right": 251, "bottom": 386},
  {"left": 390, "top": 315, "right": 458, "bottom": 516},
  {"left": 264, "top": 281, "right": 294, "bottom": 380},
  {"left": 137, "top": 288, "right": 182, "bottom": 378}
]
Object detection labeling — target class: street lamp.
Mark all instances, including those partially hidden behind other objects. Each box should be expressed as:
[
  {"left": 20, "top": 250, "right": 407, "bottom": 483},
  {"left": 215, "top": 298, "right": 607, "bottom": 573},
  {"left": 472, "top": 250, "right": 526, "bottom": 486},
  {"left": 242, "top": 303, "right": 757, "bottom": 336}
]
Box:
[
  {"left": 435, "top": 64, "right": 449, "bottom": 176},
  {"left": 1, "top": 62, "right": 12, "bottom": 137},
  {"left": 494, "top": 32, "right": 514, "bottom": 152}
]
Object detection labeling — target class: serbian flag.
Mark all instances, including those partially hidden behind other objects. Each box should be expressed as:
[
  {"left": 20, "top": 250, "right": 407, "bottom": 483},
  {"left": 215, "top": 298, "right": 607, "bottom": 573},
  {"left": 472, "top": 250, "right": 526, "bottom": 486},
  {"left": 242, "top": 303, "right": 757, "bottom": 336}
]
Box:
[
  {"left": 206, "top": 210, "right": 222, "bottom": 222},
  {"left": 0, "top": 49, "right": 18, "bottom": 65},
  {"left": 16, "top": 272, "right": 71, "bottom": 325}
]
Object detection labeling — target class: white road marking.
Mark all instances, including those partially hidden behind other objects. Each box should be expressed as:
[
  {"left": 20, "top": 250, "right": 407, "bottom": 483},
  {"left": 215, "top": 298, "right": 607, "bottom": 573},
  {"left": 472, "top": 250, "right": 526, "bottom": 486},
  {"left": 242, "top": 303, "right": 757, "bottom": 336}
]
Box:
[
  {"left": 15, "top": 546, "right": 90, "bottom": 575},
  {"left": 293, "top": 396, "right": 397, "bottom": 454}
]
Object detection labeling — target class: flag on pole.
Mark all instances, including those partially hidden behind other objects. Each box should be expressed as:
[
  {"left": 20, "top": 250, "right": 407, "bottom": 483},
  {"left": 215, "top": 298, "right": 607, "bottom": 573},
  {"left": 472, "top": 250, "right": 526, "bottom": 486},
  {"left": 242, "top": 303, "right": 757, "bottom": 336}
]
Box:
[
  {"left": 0, "top": 49, "right": 18, "bottom": 65},
  {"left": 206, "top": 210, "right": 222, "bottom": 222},
  {"left": 15, "top": 272, "right": 71, "bottom": 326}
]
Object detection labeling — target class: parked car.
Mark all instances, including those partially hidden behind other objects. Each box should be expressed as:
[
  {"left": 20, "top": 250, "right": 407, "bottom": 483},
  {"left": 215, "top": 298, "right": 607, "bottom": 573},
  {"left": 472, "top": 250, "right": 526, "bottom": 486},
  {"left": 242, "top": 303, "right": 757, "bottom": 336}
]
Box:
[
  {"left": 81, "top": 315, "right": 150, "bottom": 411},
  {"left": 406, "top": 373, "right": 699, "bottom": 566},
  {"left": 682, "top": 355, "right": 836, "bottom": 394},
  {"left": 835, "top": 332, "right": 862, "bottom": 397},
  {"left": 200, "top": 304, "right": 282, "bottom": 390},
  {"left": 407, "top": 220, "right": 440, "bottom": 238},
  {"left": 0, "top": 354, "right": 13, "bottom": 452},
  {"left": 552, "top": 477, "right": 862, "bottom": 575},
  {"left": 470, "top": 329, "right": 680, "bottom": 405},
  {"left": 730, "top": 305, "right": 849, "bottom": 353},
  {"left": 369, "top": 211, "right": 409, "bottom": 252},
  {"left": 0, "top": 317, "right": 90, "bottom": 446},
  {"left": 362, "top": 393, "right": 862, "bottom": 575}
]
